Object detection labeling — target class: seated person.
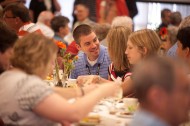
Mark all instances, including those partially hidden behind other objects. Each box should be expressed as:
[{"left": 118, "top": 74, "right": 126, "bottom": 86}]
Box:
[
  {"left": 3, "top": 3, "right": 42, "bottom": 38},
  {"left": 0, "top": 33, "right": 120, "bottom": 126},
  {"left": 0, "top": 20, "right": 18, "bottom": 74},
  {"left": 130, "top": 57, "right": 190, "bottom": 126},
  {"left": 73, "top": 3, "right": 95, "bottom": 30},
  {"left": 36, "top": 11, "right": 54, "bottom": 38},
  {"left": 122, "top": 29, "right": 161, "bottom": 97},
  {"left": 106, "top": 26, "right": 132, "bottom": 82},
  {"left": 70, "top": 24, "right": 111, "bottom": 79},
  {"left": 158, "top": 8, "right": 171, "bottom": 29},
  {"left": 51, "top": 15, "right": 70, "bottom": 47},
  {"left": 176, "top": 26, "right": 190, "bottom": 68}
]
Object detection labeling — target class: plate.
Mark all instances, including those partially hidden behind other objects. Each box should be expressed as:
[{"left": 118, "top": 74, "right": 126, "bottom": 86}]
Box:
[
  {"left": 78, "top": 121, "right": 99, "bottom": 126},
  {"left": 116, "top": 112, "right": 133, "bottom": 118},
  {"left": 79, "top": 115, "right": 100, "bottom": 126}
]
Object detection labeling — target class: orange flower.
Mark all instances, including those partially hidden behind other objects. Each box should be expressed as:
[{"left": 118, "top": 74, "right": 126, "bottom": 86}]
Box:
[
  {"left": 68, "top": 59, "right": 73, "bottom": 63},
  {"left": 55, "top": 40, "right": 67, "bottom": 49},
  {"left": 74, "top": 56, "right": 78, "bottom": 61}
]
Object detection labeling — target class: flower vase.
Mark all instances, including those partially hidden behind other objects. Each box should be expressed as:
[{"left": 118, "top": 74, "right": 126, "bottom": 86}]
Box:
[
  {"left": 55, "top": 69, "right": 63, "bottom": 87},
  {"left": 56, "top": 80, "right": 63, "bottom": 87},
  {"left": 62, "top": 73, "right": 69, "bottom": 87}
]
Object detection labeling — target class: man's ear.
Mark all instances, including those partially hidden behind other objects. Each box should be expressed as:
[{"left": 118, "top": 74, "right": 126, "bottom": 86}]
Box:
[
  {"left": 147, "top": 86, "right": 168, "bottom": 107},
  {"left": 75, "top": 43, "right": 81, "bottom": 51},
  {"left": 59, "top": 27, "right": 63, "bottom": 33},
  {"left": 15, "top": 17, "right": 20, "bottom": 24},
  {"left": 185, "top": 47, "right": 190, "bottom": 57}
]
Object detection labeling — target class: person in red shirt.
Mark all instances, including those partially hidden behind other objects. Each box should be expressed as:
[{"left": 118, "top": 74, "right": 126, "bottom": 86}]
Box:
[
  {"left": 3, "top": 3, "right": 42, "bottom": 37},
  {"left": 97, "top": 0, "right": 129, "bottom": 24}
]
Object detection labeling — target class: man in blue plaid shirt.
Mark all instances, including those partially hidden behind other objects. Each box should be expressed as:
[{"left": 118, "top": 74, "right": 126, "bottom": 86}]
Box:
[{"left": 70, "top": 24, "right": 111, "bottom": 79}]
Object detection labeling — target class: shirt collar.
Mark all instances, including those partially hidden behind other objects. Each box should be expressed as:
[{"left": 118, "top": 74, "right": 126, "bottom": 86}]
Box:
[{"left": 84, "top": 45, "right": 105, "bottom": 66}]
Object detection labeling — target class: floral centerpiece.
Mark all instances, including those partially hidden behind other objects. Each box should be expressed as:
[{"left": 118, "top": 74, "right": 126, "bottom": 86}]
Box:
[
  {"left": 155, "top": 27, "right": 169, "bottom": 56},
  {"left": 55, "top": 41, "right": 78, "bottom": 87},
  {"left": 156, "top": 27, "right": 168, "bottom": 41}
]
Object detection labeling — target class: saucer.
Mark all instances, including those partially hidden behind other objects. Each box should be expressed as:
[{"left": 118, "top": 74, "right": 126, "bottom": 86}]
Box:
[{"left": 116, "top": 112, "right": 133, "bottom": 118}]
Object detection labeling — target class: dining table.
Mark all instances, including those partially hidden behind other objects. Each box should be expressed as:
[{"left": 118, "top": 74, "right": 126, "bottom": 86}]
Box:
[
  {"left": 71, "top": 98, "right": 133, "bottom": 126},
  {"left": 45, "top": 76, "right": 134, "bottom": 126}
]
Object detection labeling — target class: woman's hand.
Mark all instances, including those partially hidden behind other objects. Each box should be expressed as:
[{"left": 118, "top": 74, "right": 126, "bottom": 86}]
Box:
[
  {"left": 98, "top": 82, "right": 121, "bottom": 97},
  {"left": 76, "top": 75, "right": 100, "bottom": 86}
]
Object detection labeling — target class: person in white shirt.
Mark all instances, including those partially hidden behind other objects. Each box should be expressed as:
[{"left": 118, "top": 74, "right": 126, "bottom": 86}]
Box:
[{"left": 36, "top": 11, "right": 54, "bottom": 38}]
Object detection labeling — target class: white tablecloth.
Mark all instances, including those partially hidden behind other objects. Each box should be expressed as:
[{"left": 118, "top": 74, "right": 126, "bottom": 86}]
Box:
[{"left": 73, "top": 99, "right": 133, "bottom": 126}]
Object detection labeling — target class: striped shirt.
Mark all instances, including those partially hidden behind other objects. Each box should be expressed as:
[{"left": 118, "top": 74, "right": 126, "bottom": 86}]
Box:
[
  {"left": 108, "top": 63, "right": 132, "bottom": 82},
  {"left": 18, "top": 22, "right": 42, "bottom": 38},
  {"left": 70, "top": 45, "right": 111, "bottom": 79}
]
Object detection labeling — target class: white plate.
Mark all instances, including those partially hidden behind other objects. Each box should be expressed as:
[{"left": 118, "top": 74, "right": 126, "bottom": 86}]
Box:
[
  {"left": 116, "top": 112, "right": 133, "bottom": 118},
  {"left": 78, "top": 121, "right": 99, "bottom": 126}
]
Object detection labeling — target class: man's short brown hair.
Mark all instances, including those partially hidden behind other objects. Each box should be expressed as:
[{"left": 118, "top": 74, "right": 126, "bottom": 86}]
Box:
[
  {"left": 0, "top": 21, "right": 18, "bottom": 53},
  {"left": 132, "top": 57, "right": 179, "bottom": 102},
  {"left": 50, "top": 16, "right": 69, "bottom": 32},
  {"left": 161, "top": 8, "right": 171, "bottom": 18},
  {"left": 3, "top": 3, "right": 30, "bottom": 22},
  {"left": 73, "top": 24, "right": 94, "bottom": 45}
]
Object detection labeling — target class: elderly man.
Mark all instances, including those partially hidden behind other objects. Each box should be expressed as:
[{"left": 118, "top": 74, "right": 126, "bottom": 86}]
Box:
[
  {"left": 73, "top": 3, "right": 95, "bottom": 29},
  {"left": 0, "top": 20, "right": 18, "bottom": 74},
  {"left": 36, "top": 11, "right": 54, "bottom": 38},
  {"left": 70, "top": 24, "right": 111, "bottom": 79},
  {"left": 130, "top": 57, "right": 190, "bottom": 126}
]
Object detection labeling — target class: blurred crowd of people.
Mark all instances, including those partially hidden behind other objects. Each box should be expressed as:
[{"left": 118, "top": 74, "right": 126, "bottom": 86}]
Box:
[{"left": 0, "top": 0, "right": 190, "bottom": 126}]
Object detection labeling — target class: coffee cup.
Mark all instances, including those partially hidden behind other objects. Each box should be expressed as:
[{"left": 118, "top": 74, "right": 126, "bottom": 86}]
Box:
[{"left": 123, "top": 98, "right": 138, "bottom": 113}]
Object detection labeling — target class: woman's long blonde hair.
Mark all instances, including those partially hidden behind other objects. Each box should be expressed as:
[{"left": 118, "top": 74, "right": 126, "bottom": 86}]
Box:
[
  {"left": 107, "top": 26, "right": 131, "bottom": 71},
  {"left": 11, "top": 33, "right": 58, "bottom": 76},
  {"left": 128, "top": 29, "right": 161, "bottom": 57}
]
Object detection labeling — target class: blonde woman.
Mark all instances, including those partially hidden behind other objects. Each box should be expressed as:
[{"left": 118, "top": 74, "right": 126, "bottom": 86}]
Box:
[
  {"left": 0, "top": 33, "right": 119, "bottom": 126},
  {"left": 122, "top": 29, "right": 161, "bottom": 97},
  {"left": 107, "top": 26, "right": 131, "bottom": 82}
]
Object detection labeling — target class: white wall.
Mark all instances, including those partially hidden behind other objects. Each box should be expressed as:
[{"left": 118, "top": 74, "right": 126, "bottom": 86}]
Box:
[
  {"left": 25, "top": 0, "right": 75, "bottom": 26},
  {"left": 134, "top": 2, "right": 190, "bottom": 31},
  {"left": 25, "top": 1, "right": 190, "bottom": 31},
  {"left": 57, "top": 0, "right": 74, "bottom": 26}
]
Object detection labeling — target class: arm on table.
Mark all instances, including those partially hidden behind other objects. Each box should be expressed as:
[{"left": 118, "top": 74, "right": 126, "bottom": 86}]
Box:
[
  {"left": 34, "top": 82, "right": 119, "bottom": 123},
  {"left": 53, "top": 85, "right": 98, "bottom": 99},
  {"left": 121, "top": 77, "right": 135, "bottom": 97}
]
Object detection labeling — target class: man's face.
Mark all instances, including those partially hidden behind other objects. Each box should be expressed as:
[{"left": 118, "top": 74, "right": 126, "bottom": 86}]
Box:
[
  {"left": 3, "top": 10, "right": 17, "bottom": 31},
  {"left": 162, "top": 11, "right": 171, "bottom": 25},
  {"left": 0, "top": 48, "right": 13, "bottom": 74},
  {"left": 177, "top": 41, "right": 188, "bottom": 59},
  {"left": 60, "top": 24, "right": 70, "bottom": 37},
  {"left": 77, "top": 32, "right": 100, "bottom": 61},
  {"left": 168, "top": 68, "right": 190, "bottom": 125},
  {"left": 75, "top": 5, "right": 89, "bottom": 22}
]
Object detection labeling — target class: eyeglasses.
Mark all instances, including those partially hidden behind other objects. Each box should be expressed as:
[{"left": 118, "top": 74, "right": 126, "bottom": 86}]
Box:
[{"left": 3, "top": 15, "right": 16, "bottom": 19}]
